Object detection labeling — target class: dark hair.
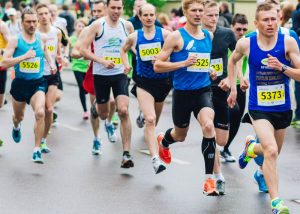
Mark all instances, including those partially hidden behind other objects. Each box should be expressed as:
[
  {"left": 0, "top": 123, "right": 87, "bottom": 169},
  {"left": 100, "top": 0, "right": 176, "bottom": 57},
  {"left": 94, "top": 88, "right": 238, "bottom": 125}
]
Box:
[
  {"left": 35, "top": 3, "right": 49, "bottom": 12},
  {"left": 171, "top": 8, "right": 178, "bottom": 16},
  {"left": 232, "top": 13, "right": 248, "bottom": 25},
  {"left": 21, "top": 8, "right": 37, "bottom": 22},
  {"left": 62, "top": 4, "right": 69, "bottom": 11},
  {"left": 107, "top": 0, "right": 124, "bottom": 6},
  {"left": 92, "top": 0, "right": 105, "bottom": 8}
]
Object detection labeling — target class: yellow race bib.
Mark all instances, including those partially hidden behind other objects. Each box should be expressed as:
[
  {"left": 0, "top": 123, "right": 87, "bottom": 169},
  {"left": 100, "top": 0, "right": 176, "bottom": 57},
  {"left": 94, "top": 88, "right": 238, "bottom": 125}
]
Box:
[{"left": 257, "top": 84, "right": 285, "bottom": 106}]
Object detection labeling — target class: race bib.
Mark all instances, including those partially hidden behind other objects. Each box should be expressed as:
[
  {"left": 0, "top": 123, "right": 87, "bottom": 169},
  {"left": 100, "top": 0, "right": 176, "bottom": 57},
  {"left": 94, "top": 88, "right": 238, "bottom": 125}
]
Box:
[
  {"left": 211, "top": 58, "right": 223, "bottom": 76},
  {"left": 187, "top": 52, "right": 210, "bottom": 72},
  {"left": 103, "top": 52, "right": 122, "bottom": 65},
  {"left": 139, "top": 42, "right": 161, "bottom": 61},
  {"left": 47, "top": 40, "right": 56, "bottom": 56},
  {"left": 257, "top": 84, "right": 285, "bottom": 106},
  {"left": 19, "top": 57, "right": 41, "bottom": 73}
]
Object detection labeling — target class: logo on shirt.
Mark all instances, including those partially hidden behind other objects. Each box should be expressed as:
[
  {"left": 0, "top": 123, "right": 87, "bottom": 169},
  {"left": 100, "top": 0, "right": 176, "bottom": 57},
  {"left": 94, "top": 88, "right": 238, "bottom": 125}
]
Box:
[
  {"left": 261, "top": 58, "right": 268, "bottom": 66},
  {"left": 108, "top": 37, "right": 122, "bottom": 47},
  {"left": 186, "top": 40, "right": 195, "bottom": 51}
]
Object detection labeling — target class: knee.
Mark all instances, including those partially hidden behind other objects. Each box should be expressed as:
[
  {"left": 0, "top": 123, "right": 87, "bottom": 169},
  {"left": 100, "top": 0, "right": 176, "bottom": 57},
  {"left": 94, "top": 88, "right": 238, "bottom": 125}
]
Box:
[
  {"left": 202, "top": 120, "right": 215, "bottom": 135},
  {"left": 99, "top": 112, "right": 108, "bottom": 120},
  {"left": 118, "top": 107, "right": 128, "bottom": 118},
  {"left": 14, "top": 114, "right": 24, "bottom": 122},
  {"left": 45, "top": 106, "right": 54, "bottom": 115},
  {"left": 264, "top": 146, "right": 278, "bottom": 160},
  {"left": 217, "top": 139, "right": 227, "bottom": 147},
  {"left": 144, "top": 115, "right": 156, "bottom": 127},
  {"left": 35, "top": 108, "right": 45, "bottom": 120}
]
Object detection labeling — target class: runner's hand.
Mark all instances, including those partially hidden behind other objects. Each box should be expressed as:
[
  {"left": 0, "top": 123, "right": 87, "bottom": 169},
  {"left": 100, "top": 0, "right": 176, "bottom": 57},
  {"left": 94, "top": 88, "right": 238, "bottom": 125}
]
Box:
[
  {"left": 210, "top": 68, "right": 217, "bottom": 81},
  {"left": 218, "top": 77, "right": 229, "bottom": 91},
  {"left": 152, "top": 56, "right": 157, "bottom": 64},
  {"left": 184, "top": 55, "right": 197, "bottom": 67},
  {"left": 227, "top": 90, "right": 237, "bottom": 108},
  {"left": 124, "top": 64, "right": 132, "bottom": 75},
  {"left": 240, "top": 77, "right": 249, "bottom": 92},
  {"left": 267, "top": 54, "right": 282, "bottom": 71},
  {"left": 103, "top": 60, "right": 115, "bottom": 69},
  {"left": 50, "top": 64, "right": 57, "bottom": 75},
  {"left": 24, "top": 49, "right": 36, "bottom": 60},
  {"left": 56, "top": 55, "right": 63, "bottom": 65}
]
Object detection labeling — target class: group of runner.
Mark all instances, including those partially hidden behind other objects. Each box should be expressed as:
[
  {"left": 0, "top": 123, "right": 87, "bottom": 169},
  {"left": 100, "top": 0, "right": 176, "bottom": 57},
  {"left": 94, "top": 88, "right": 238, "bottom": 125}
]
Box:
[{"left": 0, "top": 0, "right": 299, "bottom": 213}]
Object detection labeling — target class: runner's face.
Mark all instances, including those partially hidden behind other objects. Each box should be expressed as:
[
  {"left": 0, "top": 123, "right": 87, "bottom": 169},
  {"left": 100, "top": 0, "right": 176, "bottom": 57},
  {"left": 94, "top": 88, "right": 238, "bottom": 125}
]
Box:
[
  {"left": 202, "top": 6, "right": 219, "bottom": 29},
  {"left": 75, "top": 22, "right": 85, "bottom": 34},
  {"left": 92, "top": 3, "right": 106, "bottom": 19},
  {"left": 255, "top": 9, "right": 278, "bottom": 37},
  {"left": 37, "top": 7, "right": 51, "bottom": 25},
  {"left": 139, "top": 6, "right": 156, "bottom": 28},
  {"left": 107, "top": 1, "right": 123, "bottom": 22},
  {"left": 22, "top": 14, "right": 38, "bottom": 35},
  {"left": 231, "top": 23, "right": 248, "bottom": 40},
  {"left": 184, "top": 3, "right": 203, "bottom": 26}
]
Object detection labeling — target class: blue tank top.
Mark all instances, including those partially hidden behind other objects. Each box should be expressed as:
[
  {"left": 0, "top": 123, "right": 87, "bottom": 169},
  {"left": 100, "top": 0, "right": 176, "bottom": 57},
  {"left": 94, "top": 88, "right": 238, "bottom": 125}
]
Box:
[
  {"left": 170, "top": 28, "right": 212, "bottom": 90},
  {"left": 248, "top": 33, "right": 291, "bottom": 112},
  {"left": 136, "top": 27, "right": 168, "bottom": 79},
  {"left": 13, "top": 33, "right": 44, "bottom": 80}
]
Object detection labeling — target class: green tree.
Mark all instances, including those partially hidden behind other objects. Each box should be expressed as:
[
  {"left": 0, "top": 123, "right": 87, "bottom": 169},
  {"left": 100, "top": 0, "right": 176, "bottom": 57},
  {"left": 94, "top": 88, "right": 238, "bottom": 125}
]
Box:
[{"left": 124, "top": 0, "right": 166, "bottom": 17}]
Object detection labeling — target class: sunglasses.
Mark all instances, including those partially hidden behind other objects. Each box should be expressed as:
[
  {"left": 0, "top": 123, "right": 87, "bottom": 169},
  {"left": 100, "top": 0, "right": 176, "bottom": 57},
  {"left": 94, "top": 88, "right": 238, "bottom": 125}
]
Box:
[{"left": 236, "top": 28, "right": 248, "bottom": 32}]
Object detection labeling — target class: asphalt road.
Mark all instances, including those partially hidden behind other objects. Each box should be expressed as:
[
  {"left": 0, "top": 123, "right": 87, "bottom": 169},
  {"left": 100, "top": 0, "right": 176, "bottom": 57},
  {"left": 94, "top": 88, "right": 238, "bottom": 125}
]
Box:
[{"left": 0, "top": 71, "right": 299, "bottom": 214}]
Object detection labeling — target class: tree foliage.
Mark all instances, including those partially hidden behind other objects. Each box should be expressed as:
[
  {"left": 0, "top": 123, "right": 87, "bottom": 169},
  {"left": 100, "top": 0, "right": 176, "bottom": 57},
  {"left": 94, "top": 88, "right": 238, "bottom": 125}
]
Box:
[{"left": 124, "top": 0, "right": 166, "bottom": 17}]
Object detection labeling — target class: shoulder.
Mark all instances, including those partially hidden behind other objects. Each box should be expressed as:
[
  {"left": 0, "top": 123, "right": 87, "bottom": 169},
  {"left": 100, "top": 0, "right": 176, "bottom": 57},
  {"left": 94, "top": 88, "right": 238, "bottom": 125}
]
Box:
[
  {"left": 236, "top": 37, "right": 250, "bottom": 51},
  {"left": 161, "top": 28, "right": 171, "bottom": 38}
]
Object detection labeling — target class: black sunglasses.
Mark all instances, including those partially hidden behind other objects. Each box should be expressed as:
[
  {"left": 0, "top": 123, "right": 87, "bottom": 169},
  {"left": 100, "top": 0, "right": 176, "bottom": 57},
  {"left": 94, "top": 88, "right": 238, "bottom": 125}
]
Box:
[{"left": 236, "top": 28, "right": 248, "bottom": 32}]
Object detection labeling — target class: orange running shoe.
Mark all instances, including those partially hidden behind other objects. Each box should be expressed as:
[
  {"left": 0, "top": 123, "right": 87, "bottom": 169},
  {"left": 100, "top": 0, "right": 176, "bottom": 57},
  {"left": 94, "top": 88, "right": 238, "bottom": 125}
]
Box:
[
  {"left": 203, "top": 178, "right": 219, "bottom": 196},
  {"left": 157, "top": 132, "right": 171, "bottom": 164}
]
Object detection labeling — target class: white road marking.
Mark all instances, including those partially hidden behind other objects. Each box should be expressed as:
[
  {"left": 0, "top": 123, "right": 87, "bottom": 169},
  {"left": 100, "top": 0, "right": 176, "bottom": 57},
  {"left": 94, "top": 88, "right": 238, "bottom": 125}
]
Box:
[
  {"left": 139, "top": 149, "right": 191, "bottom": 165},
  {"left": 55, "top": 122, "right": 81, "bottom": 132}
]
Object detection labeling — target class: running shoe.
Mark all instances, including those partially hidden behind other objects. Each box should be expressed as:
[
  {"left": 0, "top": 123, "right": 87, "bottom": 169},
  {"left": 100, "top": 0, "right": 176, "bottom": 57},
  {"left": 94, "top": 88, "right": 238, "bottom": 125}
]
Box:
[
  {"left": 291, "top": 117, "right": 300, "bottom": 128},
  {"left": 121, "top": 153, "right": 134, "bottom": 168},
  {"left": 105, "top": 121, "right": 116, "bottom": 143},
  {"left": 53, "top": 111, "right": 58, "bottom": 123},
  {"left": 253, "top": 170, "right": 268, "bottom": 193},
  {"left": 83, "top": 112, "right": 89, "bottom": 120},
  {"left": 0, "top": 139, "right": 3, "bottom": 147},
  {"left": 216, "top": 180, "right": 225, "bottom": 195},
  {"left": 203, "top": 178, "right": 218, "bottom": 196},
  {"left": 32, "top": 150, "right": 44, "bottom": 164},
  {"left": 12, "top": 127, "right": 21, "bottom": 143},
  {"left": 220, "top": 150, "right": 236, "bottom": 162},
  {"left": 271, "top": 199, "right": 289, "bottom": 214},
  {"left": 111, "top": 113, "right": 119, "bottom": 129},
  {"left": 157, "top": 133, "right": 171, "bottom": 164},
  {"left": 152, "top": 157, "right": 166, "bottom": 174},
  {"left": 90, "top": 103, "right": 98, "bottom": 119},
  {"left": 136, "top": 111, "right": 145, "bottom": 128},
  {"left": 239, "top": 135, "right": 256, "bottom": 169},
  {"left": 92, "top": 139, "right": 101, "bottom": 155},
  {"left": 40, "top": 142, "right": 51, "bottom": 153}
]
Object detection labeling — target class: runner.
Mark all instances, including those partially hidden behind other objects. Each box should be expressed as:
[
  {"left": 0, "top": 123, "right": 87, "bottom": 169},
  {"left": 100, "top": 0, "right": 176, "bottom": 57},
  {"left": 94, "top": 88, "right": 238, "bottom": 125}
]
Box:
[
  {"left": 201, "top": 0, "right": 237, "bottom": 195},
  {"left": 80, "top": 0, "right": 135, "bottom": 168},
  {"left": 221, "top": 13, "right": 249, "bottom": 163},
  {"left": 154, "top": 0, "right": 218, "bottom": 195},
  {"left": 0, "top": 20, "right": 10, "bottom": 108},
  {"left": 120, "top": 3, "right": 171, "bottom": 174},
  {"left": 2, "top": 8, "right": 56, "bottom": 163},
  {"left": 227, "top": 3, "right": 300, "bottom": 213},
  {"left": 36, "top": 3, "right": 62, "bottom": 153},
  {"left": 70, "top": 18, "right": 89, "bottom": 120}
]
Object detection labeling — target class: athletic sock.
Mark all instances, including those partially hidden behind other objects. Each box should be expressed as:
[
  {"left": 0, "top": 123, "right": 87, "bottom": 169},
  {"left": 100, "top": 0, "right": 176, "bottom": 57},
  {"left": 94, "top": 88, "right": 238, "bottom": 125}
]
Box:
[
  {"left": 13, "top": 124, "right": 20, "bottom": 130},
  {"left": 34, "top": 147, "right": 40, "bottom": 152},
  {"left": 257, "top": 168, "right": 263, "bottom": 176},
  {"left": 202, "top": 137, "right": 216, "bottom": 175},
  {"left": 215, "top": 173, "right": 225, "bottom": 182},
  {"left": 41, "top": 138, "right": 47, "bottom": 144},
  {"left": 161, "top": 128, "right": 176, "bottom": 148}
]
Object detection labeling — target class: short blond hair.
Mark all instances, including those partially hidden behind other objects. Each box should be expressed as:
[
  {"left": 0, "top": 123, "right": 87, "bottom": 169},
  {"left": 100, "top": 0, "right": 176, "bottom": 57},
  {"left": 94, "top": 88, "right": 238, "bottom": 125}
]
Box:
[
  {"left": 182, "top": 0, "right": 204, "bottom": 11},
  {"left": 255, "top": 3, "right": 274, "bottom": 20}
]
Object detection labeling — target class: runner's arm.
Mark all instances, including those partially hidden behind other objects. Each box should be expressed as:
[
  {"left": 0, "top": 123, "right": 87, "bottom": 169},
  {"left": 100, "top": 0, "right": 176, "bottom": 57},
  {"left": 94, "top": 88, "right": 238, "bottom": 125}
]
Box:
[
  {"left": 41, "top": 34, "right": 56, "bottom": 74},
  {"left": 0, "top": 21, "right": 10, "bottom": 44},
  {"left": 1, "top": 37, "right": 33, "bottom": 68},
  {"left": 154, "top": 31, "right": 195, "bottom": 73},
  {"left": 56, "top": 29, "right": 63, "bottom": 64},
  {"left": 120, "top": 32, "right": 136, "bottom": 71}
]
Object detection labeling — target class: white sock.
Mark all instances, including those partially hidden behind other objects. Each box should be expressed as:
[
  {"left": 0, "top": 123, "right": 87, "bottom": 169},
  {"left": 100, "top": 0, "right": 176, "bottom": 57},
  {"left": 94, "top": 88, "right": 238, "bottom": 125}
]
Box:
[
  {"left": 205, "top": 174, "right": 214, "bottom": 179},
  {"left": 41, "top": 138, "right": 47, "bottom": 144},
  {"left": 215, "top": 173, "right": 225, "bottom": 182},
  {"left": 152, "top": 155, "right": 159, "bottom": 161},
  {"left": 106, "top": 120, "right": 112, "bottom": 126},
  {"left": 34, "top": 147, "right": 40, "bottom": 152},
  {"left": 13, "top": 124, "right": 20, "bottom": 130},
  {"left": 94, "top": 137, "right": 100, "bottom": 141},
  {"left": 257, "top": 168, "right": 263, "bottom": 176}
]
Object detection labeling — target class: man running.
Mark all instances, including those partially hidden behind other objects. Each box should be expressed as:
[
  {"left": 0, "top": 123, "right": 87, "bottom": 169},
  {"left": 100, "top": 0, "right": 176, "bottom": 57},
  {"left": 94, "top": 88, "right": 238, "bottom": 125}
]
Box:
[
  {"left": 201, "top": 1, "right": 237, "bottom": 195},
  {"left": 0, "top": 20, "right": 10, "bottom": 108},
  {"left": 120, "top": 3, "right": 171, "bottom": 174},
  {"left": 81, "top": 0, "right": 135, "bottom": 168},
  {"left": 2, "top": 8, "right": 56, "bottom": 163},
  {"left": 154, "top": 0, "right": 218, "bottom": 195},
  {"left": 227, "top": 3, "right": 300, "bottom": 213},
  {"left": 36, "top": 3, "right": 62, "bottom": 154}
]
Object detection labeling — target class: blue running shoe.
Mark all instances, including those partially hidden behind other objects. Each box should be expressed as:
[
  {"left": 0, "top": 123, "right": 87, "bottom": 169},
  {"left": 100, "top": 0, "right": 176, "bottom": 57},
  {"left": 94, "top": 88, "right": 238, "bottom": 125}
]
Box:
[
  {"left": 40, "top": 142, "right": 51, "bottom": 153},
  {"left": 271, "top": 199, "right": 289, "bottom": 214},
  {"left": 32, "top": 150, "right": 44, "bottom": 164},
  {"left": 253, "top": 170, "right": 268, "bottom": 193},
  {"left": 105, "top": 121, "right": 116, "bottom": 143},
  {"left": 239, "top": 135, "right": 256, "bottom": 169},
  {"left": 92, "top": 139, "right": 101, "bottom": 155},
  {"left": 12, "top": 127, "right": 21, "bottom": 143}
]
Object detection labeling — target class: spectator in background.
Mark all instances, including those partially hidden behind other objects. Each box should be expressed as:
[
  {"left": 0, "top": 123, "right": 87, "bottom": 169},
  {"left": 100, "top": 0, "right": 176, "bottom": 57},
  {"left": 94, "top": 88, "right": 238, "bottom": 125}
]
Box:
[
  {"left": 219, "top": 1, "right": 232, "bottom": 26},
  {"left": 176, "top": 7, "right": 186, "bottom": 28},
  {"left": 170, "top": 8, "right": 179, "bottom": 30},
  {"left": 59, "top": 5, "right": 75, "bottom": 36},
  {"left": 75, "top": 0, "right": 90, "bottom": 18},
  {"left": 2, "top": 1, "right": 13, "bottom": 22},
  {"left": 49, "top": 4, "right": 67, "bottom": 31},
  {"left": 158, "top": 13, "right": 174, "bottom": 31},
  {"left": 280, "top": 1, "right": 294, "bottom": 29},
  {"left": 6, "top": 8, "right": 22, "bottom": 35},
  {"left": 292, "top": 0, "right": 300, "bottom": 35}
]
